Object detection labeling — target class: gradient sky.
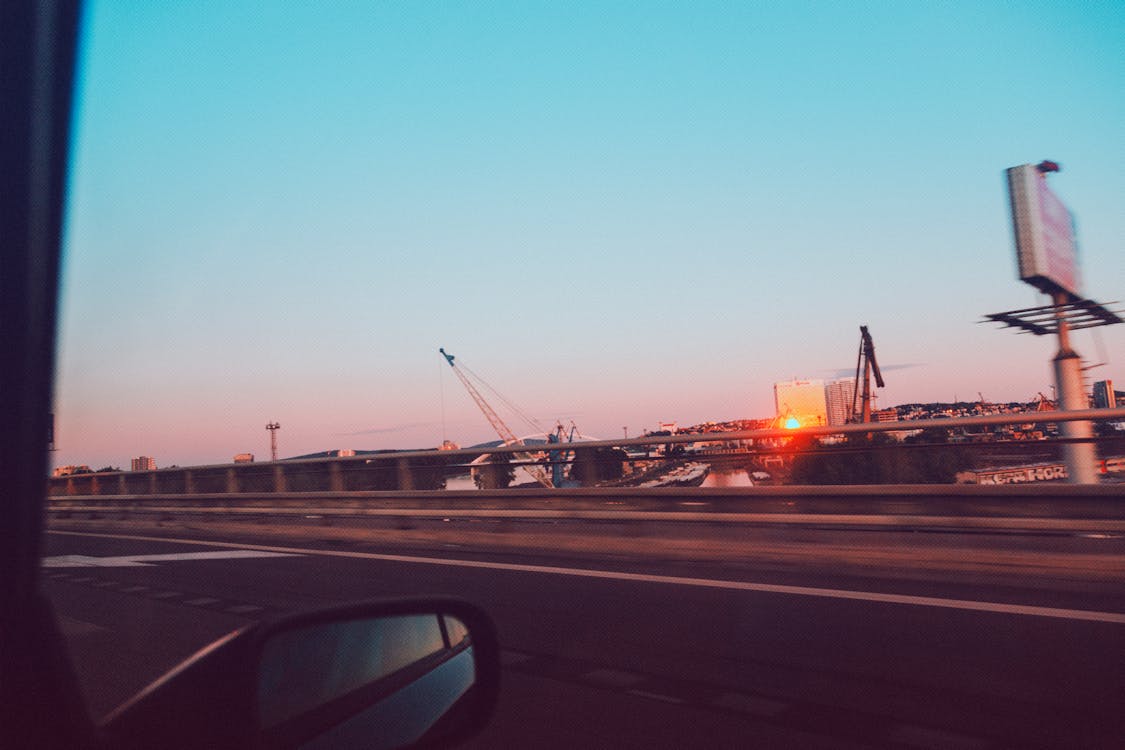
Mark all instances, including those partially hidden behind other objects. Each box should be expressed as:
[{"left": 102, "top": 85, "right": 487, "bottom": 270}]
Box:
[{"left": 56, "top": 1, "right": 1124, "bottom": 468}]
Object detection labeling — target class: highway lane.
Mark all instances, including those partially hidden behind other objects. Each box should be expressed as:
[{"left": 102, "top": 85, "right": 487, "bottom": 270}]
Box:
[{"left": 42, "top": 529, "right": 1125, "bottom": 749}]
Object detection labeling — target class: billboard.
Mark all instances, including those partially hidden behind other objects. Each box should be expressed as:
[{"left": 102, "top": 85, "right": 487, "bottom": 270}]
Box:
[{"left": 1006, "top": 164, "right": 1081, "bottom": 297}]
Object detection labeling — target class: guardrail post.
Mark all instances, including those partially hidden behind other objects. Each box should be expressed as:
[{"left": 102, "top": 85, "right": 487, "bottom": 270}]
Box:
[
  {"left": 273, "top": 464, "right": 287, "bottom": 493},
  {"left": 397, "top": 458, "right": 415, "bottom": 491},
  {"left": 226, "top": 467, "right": 238, "bottom": 494}
]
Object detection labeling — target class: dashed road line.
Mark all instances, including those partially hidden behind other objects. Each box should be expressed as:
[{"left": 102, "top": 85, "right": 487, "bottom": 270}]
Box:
[
  {"left": 46, "top": 572, "right": 271, "bottom": 617},
  {"left": 149, "top": 591, "right": 182, "bottom": 599},
  {"left": 626, "top": 689, "right": 683, "bottom": 704},
  {"left": 183, "top": 597, "right": 220, "bottom": 606},
  {"left": 583, "top": 668, "right": 644, "bottom": 688},
  {"left": 500, "top": 650, "right": 534, "bottom": 666},
  {"left": 712, "top": 691, "right": 789, "bottom": 717},
  {"left": 886, "top": 723, "right": 994, "bottom": 750}
]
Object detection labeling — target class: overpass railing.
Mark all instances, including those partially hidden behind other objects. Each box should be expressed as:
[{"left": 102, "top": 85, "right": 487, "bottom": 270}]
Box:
[{"left": 47, "top": 409, "right": 1125, "bottom": 498}]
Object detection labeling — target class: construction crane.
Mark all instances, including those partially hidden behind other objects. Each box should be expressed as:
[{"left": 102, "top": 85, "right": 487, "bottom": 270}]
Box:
[
  {"left": 850, "top": 326, "right": 885, "bottom": 423},
  {"left": 439, "top": 348, "right": 553, "bottom": 488}
]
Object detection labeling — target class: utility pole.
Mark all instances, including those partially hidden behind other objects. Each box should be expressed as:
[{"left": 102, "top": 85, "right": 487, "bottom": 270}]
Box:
[
  {"left": 1050, "top": 292, "right": 1097, "bottom": 483},
  {"left": 266, "top": 421, "right": 280, "bottom": 461}
]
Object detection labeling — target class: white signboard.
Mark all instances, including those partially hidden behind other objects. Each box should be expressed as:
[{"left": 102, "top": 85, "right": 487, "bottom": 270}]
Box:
[{"left": 1006, "top": 164, "right": 1081, "bottom": 297}]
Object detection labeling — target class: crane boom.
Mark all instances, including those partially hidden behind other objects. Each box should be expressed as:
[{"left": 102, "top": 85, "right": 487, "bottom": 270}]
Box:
[{"left": 440, "top": 348, "right": 553, "bottom": 488}]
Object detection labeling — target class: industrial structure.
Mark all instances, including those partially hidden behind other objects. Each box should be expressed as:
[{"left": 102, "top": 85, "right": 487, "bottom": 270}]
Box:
[
  {"left": 850, "top": 325, "right": 885, "bottom": 424},
  {"left": 440, "top": 348, "right": 555, "bottom": 488}
]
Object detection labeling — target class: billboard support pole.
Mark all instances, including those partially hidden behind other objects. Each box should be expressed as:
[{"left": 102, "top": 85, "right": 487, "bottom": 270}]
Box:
[{"left": 1051, "top": 292, "right": 1097, "bottom": 484}]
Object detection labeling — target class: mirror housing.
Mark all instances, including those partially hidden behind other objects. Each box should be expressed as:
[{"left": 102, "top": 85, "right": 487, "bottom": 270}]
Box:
[{"left": 100, "top": 598, "right": 499, "bottom": 750}]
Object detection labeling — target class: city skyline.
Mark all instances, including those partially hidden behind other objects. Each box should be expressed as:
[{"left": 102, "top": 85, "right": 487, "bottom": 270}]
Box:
[{"left": 54, "top": 2, "right": 1123, "bottom": 467}]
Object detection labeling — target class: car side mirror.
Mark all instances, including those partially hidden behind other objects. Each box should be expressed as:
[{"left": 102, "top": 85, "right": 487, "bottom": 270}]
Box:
[{"left": 100, "top": 598, "right": 499, "bottom": 750}]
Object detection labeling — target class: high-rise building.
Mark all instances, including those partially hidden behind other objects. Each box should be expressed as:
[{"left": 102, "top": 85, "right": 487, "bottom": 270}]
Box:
[
  {"left": 131, "top": 456, "right": 156, "bottom": 471},
  {"left": 1092, "top": 380, "right": 1116, "bottom": 409},
  {"left": 824, "top": 379, "right": 856, "bottom": 426},
  {"left": 774, "top": 379, "right": 828, "bottom": 427}
]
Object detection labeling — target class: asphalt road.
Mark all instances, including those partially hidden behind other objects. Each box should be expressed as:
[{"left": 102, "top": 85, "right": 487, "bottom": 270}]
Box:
[{"left": 42, "top": 528, "right": 1125, "bottom": 749}]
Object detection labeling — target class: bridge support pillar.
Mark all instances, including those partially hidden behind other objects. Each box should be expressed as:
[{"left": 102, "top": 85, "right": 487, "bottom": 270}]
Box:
[
  {"left": 226, "top": 467, "right": 238, "bottom": 493},
  {"left": 183, "top": 470, "right": 194, "bottom": 494},
  {"left": 273, "top": 464, "right": 287, "bottom": 493},
  {"left": 572, "top": 448, "right": 599, "bottom": 487},
  {"left": 397, "top": 458, "right": 414, "bottom": 491}
]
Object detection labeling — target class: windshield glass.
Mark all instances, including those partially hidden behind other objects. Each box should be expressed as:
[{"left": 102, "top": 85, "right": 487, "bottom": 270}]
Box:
[{"left": 46, "top": 2, "right": 1124, "bottom": 747}]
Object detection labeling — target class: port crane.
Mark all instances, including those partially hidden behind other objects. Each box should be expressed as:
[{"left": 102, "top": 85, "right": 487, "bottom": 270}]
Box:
[
  {"left": 850, "top": 325, "right": 885, "bottom": 423},
  {"left": 439, "top": 348, "right": 554, "bottom": 488}
]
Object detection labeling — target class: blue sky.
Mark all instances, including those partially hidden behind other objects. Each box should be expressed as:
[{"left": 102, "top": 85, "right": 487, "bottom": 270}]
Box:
[{"left": 56, "top": 1, "right": 1124, "bottom": 467}]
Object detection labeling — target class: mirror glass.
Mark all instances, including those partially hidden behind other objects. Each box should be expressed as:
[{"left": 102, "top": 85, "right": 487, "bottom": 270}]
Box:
[{"left": 258, "top": 613, "right": 477, "bottom": 749}]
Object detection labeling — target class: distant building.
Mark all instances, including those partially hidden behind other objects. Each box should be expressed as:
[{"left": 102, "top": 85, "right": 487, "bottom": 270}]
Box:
[
  {"left": 131, "top": 456, "right": 157, "bottom": 471},
  {"left": 233, "top": 453, "right": 255, "bottom": 463},
  {"left": 824, "top": 379, "right": 855, "bottom": 426},
  {"left": 774, "top": 379, "right": 827, "bottom": 427},
  {"left": 872, "top": 408, "right": 898, "bottom": 423},
  {"left": 1092, "top": 380, "right": 1116, "bottom": 409}
]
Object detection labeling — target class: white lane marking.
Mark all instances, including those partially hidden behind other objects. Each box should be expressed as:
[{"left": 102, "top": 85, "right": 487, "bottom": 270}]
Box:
[
  {"left": 57, "top": 616, "right": 107, "bottom": 637},
  {"left": 184, "top": 597, "right": 220, "bottom": 606},
  {"left": 226, "top": 604, "right": 263, "bottom": 614},
  {"left": 48, "top": 530, "right": 1125, "bottom": 625},
  {"left": 41, "top": 550, "right": 300, "bottom": 568}
]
